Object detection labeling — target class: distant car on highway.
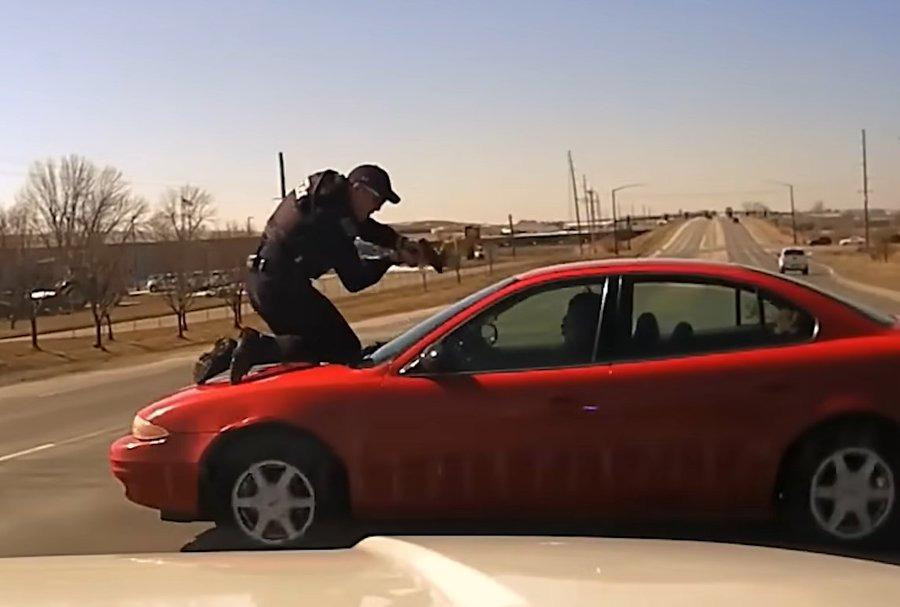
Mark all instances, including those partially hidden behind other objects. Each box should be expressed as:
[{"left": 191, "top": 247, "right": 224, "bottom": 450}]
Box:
[
  {"left": 111, "top": 259, "right": 900, "bottom": 548},
  {"left": 809, "top": 235, "right": 833, "bottom": 246},
  {"left": 839, "top": 236, "right": 865, "bottom": 246},
  {"left": 778, "top": 247, "right": 809, "bottom": 275}
]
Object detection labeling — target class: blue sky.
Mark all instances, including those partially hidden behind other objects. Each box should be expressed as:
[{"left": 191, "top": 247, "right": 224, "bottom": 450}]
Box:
[{"left": 1, "top": 1, "right": 898, "bottom": 225}]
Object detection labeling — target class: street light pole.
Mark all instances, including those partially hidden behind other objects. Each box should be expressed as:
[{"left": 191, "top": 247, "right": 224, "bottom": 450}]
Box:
[
  {"left": 861, "top": 129, "right": 870, "bottom": 248},
  {"left": 610, "top": 183, "right": 644, "bottom": 257}
]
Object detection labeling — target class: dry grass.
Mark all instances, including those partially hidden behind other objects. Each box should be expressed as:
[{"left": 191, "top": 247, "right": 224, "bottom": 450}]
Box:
[{"left": 812, "top": 249, "right": 900, "bottom": 293}]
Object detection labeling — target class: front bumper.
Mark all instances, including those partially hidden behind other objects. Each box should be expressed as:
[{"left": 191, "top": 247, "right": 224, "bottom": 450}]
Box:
[{"left": 109, "top": 432, "right": 217, "bottom": 520}]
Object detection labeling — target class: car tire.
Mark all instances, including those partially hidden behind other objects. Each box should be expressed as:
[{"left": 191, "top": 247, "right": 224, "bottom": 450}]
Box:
[
  {"left": 212, "top": 436, "right": 350, "bottom": 549},
  {"left": 782, "top": 424, "right": 899, "bottom": 546}
]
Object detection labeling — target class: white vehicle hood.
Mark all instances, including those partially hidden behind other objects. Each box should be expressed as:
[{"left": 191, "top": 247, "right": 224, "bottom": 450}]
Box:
[{"left": 1, "top": 536, "right": 897, "bottom": 606}]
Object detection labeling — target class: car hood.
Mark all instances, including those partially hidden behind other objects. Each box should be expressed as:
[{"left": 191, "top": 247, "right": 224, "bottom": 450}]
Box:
[
  {"left": 1, "top": 536, "right": 897, "bottom": 606},
  {"left": 139, "top": 362, "right": 387, "bottom": 433}
]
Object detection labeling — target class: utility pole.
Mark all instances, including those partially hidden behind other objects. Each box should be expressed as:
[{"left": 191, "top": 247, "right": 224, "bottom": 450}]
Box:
[
  {"left": 589, "top": 190, "right": 599, "bottom": 253},
  {"left": 610, "top": 188, "right": 619, "bottom": 256},
  {"left": 278, "top": 152, "right": 287, "bottom": 199},
  {"left": 508, "top": 213, "right": 516, "bottom": 258},
  {"left": 861, "top": 129, "right": 870, "bottom": 248},
  {"left": 583, "top": 174, "right": 594, "bottom": 252},
  {"left": 789, "top": 184, "right": 797, "bottom": 245},
  {"left": 770, "top": 181, "right": 797, "bottom": 244},
  {"left": 567, "top": 151, "right": 583, "bottom": 255}
]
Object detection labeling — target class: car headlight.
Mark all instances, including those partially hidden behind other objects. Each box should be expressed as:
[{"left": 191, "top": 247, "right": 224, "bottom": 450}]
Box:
[{"left": 132, "top": 415, "right": 169, "bottom": 440}]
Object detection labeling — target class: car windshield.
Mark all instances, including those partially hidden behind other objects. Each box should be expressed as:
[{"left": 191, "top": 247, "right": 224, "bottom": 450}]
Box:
[
  {"left": 783, "top": 249, "right": 804, "bottom": 256},
  {"left": 362, "top": 277, "right": 516, "bottom": 365}
]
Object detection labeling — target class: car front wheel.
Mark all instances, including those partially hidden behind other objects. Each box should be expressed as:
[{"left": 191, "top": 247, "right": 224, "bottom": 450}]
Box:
[
  {"left": 783, "top": 426, "right": 898, "bottom": 544},
  {"left": 213, "top": 437, "right": 348, "bottom": 548}
]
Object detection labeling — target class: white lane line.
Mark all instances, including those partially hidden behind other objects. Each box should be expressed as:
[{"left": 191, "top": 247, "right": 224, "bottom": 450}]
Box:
[
  {"left": 0, "top": 426, "right": 125, "bottom": 464},
  {"left": 0, "top": 443, "right": 56, "bottom": 463},
  {"left": 651, "top": 218, "right": 698, "bottom": 257}
]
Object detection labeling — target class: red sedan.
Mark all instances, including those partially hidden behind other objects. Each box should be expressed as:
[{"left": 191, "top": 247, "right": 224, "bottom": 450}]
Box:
[{"left": 110, "top": 259, "right": 900, "bottom": 547}]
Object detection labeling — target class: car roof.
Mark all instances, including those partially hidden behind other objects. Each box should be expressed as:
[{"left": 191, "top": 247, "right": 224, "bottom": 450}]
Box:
[{"left": 515, "top": 257, "right": 756, "bottom": 280}]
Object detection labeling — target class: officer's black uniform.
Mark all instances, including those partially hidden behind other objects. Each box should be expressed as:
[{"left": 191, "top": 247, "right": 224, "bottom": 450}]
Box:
[
  {"left": 192, "top": 165, "right": 403, "bottom": 384},
  {"left": 246, "top": 168, "right": 401, "bottom": 366}
]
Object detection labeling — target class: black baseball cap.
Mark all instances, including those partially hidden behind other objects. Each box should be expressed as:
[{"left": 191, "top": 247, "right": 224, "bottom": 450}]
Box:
[{"left": 347, "top": 164, "right": 401, "bottom": 204}]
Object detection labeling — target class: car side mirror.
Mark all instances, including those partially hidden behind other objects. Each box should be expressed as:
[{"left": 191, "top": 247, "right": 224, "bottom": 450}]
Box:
[{"left": 403, "top": 344, "right": 447, "bottom": 375}]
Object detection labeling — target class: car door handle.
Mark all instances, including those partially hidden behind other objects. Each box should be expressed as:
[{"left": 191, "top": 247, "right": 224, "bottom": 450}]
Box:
[{"left": 550, "top": 395, "right": 598, "bottom": 413}]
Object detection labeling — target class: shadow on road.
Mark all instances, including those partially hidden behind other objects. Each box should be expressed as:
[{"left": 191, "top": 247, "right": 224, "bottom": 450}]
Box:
[{"left": 181, "top": 519, "right": 899, "bottom": 565}]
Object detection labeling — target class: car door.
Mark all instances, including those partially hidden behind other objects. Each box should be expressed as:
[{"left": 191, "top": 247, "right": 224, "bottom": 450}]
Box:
[
  {"left": 598, "top": 273, "right": 820, "bottom": 519},
  {"left": 365, "top": 276, "right": 619, "bottom": 520}
]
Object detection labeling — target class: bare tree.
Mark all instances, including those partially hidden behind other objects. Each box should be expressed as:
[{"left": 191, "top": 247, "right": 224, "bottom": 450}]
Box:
[
  {"left": 1, "top": 202, "right": 46, "bottom": 347},
  {"left": 0, "top": 204, "right": 8, "bottom": 250},
  {"left": 150, "top": 185, "right": 215, "bottom": 338},
  {"left": 215, "top": 267, "right": 246, "bottom": 329},
  {"left": 18, "top": 156, "right": 146, "bottom": 348},
  {"left": 221, "top": 220, "right": 243, "bottom": 238}
]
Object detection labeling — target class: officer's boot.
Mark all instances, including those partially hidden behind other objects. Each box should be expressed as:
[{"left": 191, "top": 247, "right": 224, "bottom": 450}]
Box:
[
  {"left": 230, "top": 327, "right": 268, "bottom": 384},
  {"left": 193, "top": 336, "right": 237, "bottom": 384}
]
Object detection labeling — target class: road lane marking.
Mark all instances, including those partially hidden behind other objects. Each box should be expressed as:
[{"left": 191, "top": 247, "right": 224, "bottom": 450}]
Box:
[
  {"left": 651, "top": 218, "right": 699, "bottom": 257},
  {"left": 0, "top": 426, "right": 125, "bottom": 464},
  {"left": 0, "top": 443, "right": 56, "bottom": 463}
]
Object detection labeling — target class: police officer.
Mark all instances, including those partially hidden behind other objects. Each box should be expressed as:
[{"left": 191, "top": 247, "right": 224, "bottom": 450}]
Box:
[{"left": 194, "top": 164, "right": 423, "bottom": 384}]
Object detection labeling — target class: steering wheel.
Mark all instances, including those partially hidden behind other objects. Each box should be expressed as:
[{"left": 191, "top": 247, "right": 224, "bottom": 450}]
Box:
[
  {"left": 443, "top": 319, "right": 497, "bottom": 370},
  {"left": 480, "top": 321, "right": 499, "bottom": 346}
]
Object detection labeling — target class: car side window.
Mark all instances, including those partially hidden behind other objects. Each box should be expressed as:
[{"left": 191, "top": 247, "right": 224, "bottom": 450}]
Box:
[
  {"left": 625, "top": 278, "right": 815, "bottom": 359},
  {"left": 437, "top": 280, "right": 608, "bottom": 373},
  {"left": 760, "top": 295, "right": 816, "bottom": 341}
]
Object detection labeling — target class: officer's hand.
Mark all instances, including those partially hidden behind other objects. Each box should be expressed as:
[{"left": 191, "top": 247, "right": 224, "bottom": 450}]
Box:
[{"left": 390, "top": 247, "right": 421, "bottom": 267}]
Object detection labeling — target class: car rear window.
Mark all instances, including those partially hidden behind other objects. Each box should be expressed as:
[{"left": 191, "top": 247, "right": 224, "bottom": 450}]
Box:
[
  {"left": 755, "top": 269, "right": 895, "bottom": 327},
  {"left": 783, "top": 249, "right": 804, "bottom": 256}
]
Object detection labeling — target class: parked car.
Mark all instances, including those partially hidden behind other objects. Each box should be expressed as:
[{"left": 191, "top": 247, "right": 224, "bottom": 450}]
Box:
[
  {"left": 145, "top": 274, "right": 164, "bottom": 292},
  {"left": 778, "top": 247, "right": 809, "bottom": 274},
  {"left": 111, "top": 259, "right": 900, "bottom": 548}
]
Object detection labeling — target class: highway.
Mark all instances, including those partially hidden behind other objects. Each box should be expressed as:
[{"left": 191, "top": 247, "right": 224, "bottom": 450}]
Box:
[{"left": 0, "top": 218, "right": 897, "bottom": 561}]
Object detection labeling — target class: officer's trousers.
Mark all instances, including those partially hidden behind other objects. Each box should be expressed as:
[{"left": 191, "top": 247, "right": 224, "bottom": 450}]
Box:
[{"left": 246, "top": 269, "right": 362, "bottom": 365}]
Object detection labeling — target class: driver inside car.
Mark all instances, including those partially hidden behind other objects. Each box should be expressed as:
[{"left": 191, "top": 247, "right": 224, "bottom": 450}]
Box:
[{"left": 560, "top": 290, "right": 603, "bottom": 362}]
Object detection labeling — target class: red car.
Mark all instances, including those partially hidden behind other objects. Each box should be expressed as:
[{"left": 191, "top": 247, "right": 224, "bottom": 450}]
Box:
[{"left": 110, "top": 259, "right": 900, "bottom": 547}]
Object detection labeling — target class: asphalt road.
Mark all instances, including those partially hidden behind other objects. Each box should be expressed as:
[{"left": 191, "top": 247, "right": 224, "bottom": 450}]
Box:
[{"left": 0, "top": 220, "right": 898, "bottom": 563}]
